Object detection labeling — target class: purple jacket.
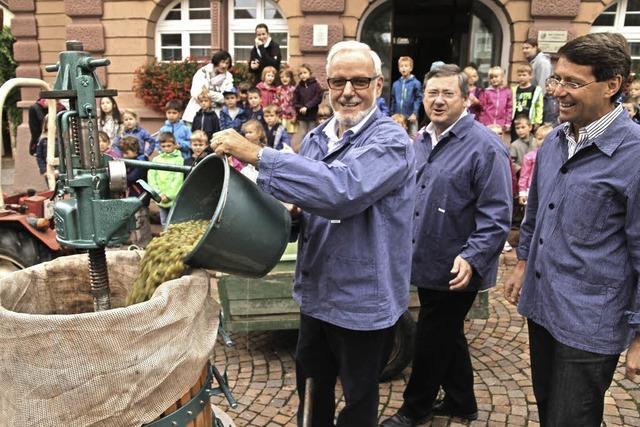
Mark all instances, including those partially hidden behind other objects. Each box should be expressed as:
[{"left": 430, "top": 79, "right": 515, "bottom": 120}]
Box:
[
  {"left": 412, "top": 115, "right": 512, "bottom": 291},
  {"left": 478, "top": 87, "right": 513, "bottom": 129},
  {"left": 517, "top": 112, "right": 640, "bottom": 355},
  {"left": 293, "top": 77, "right": 323, "bottom": 121},
  {"left": 257, "top": 108, "right": 416, "bottom": 330}
]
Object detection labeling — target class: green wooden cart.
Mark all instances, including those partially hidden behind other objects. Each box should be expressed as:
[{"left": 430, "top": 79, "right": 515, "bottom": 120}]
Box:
[{"left": 215, "top": 242, "right": 489, "bottom": 380}]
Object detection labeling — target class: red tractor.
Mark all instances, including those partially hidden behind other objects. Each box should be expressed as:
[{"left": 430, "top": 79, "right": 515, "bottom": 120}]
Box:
[
  {"left": 0, "top": 189, "right": 61, "bottom": 279},
  {"left": 0, "top": 78, "right": 63, "bottom": 279}
]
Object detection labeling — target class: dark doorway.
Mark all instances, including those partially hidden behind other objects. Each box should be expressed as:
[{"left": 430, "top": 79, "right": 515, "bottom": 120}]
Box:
[{"left": 361, "top": 0, "right": 504, "bottom": 102}]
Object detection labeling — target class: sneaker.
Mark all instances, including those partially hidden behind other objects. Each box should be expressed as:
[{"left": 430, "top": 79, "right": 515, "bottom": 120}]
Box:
[{"left": 432, "top": 399, "right": 478, "bottom": 421}]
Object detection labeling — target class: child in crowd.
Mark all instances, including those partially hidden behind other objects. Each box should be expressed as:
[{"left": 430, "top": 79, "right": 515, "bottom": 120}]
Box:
[
  {"left": 292, "top": 63, "right": 323, "bottom": 152},
  {"left": 257, "top": 66, "right": 278, "bottom": 107},
  {"left": 487, "top": 123, "right": 518, "bottom": 253},
  {"left": 239, "top": 120, "right": 268, "bottom": 182},
  {"left": 238, "top": 81, "right": 252, "bottom": 110},
  {"left": 542, "top": 80, "right": 560, "bottom": 126},
  {"left": 120, "top": 109, "right": 158, "bottom": 157},
  {"left": 192, "top": 87, "right": 220, "bottom": 141},
  {"left": 510, "top": 115, "right": 537, "bottom": 176},
  {"left": 159, "top": 100, "right": 191, "bottom": 159},
  {"left": 628, "top": 79, "right": 640, "bottom": 105},
  {"left": 99, "top": 130, "right": 120, "bottom": 159},
  {"left": 148, "top": 132, "right": 184, "bottom": 228},
  {"left": 518, "top": 124, "right": 553, "bottom": 206},
  {"left": 376, "top": 96, "right": 390, "bottom": 116},
  {"left": 391, "top": 113, "right": 409, "bottom": 132},
  {"left": 478, "top": 66, "right": 512, "bottom": 134},
  {"left": 391, "top": 56, "right": 422, "bottom": 137},
  {"left": 219, "top": 87, "right": 246, "bottom": 132},
  {"left": 185, "top": 130, "right": 211, "bottom": 169},
  {"left": 263, "top": 104, "right": 293, "bottom": 151},
  {"left": 246, "top": 88, "right": 268, "bottom": 130},
  {"left": 623, "top": 99, "right": 640, "bottom": 124},
  {"left": 510, "top": 64, "right": 543, "bottom": 140},
  {"left": 317, "top": 104, "right": 333, "bottom": 124},
  {"left": 99, "top": 97, "right": 122, "bottom": 143},
  {"left": 463, "top": 65, "right": 483, "bottom": 119},
  {"left": 275, "top": 68, "right": 297, "bottom": 134},
  {"left": 35, "top": 115, "right": 50, "bottom": 181},
  {"left": 119, "top": 136, "right": 152, "bottom": 247}
]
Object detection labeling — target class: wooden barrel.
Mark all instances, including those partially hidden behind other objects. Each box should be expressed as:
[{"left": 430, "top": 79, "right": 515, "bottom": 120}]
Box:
[{"left": 145, "top": 364, "right": 214, "bottom": 427}]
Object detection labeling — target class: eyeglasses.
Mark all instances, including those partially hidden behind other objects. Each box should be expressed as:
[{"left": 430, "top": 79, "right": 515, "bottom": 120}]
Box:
[
  {"left": 546, "top": 77, "right": 597, "bottom": 91},
  {"left": 425, "top": 90, "right": 458, "bottom": 100},
  {"left": 326, "top": 76, "right": 379, "bottom": 90}
]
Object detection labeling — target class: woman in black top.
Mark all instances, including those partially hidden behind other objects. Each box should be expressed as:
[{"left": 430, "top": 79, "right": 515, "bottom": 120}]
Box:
[{"left": 249, "top": 23, "right": 282, "bottom": 84}]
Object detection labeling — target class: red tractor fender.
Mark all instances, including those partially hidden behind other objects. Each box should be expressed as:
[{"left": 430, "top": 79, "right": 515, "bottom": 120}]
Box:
[{"left": 0, "top": 213, "right": 60, "bottom": 252}]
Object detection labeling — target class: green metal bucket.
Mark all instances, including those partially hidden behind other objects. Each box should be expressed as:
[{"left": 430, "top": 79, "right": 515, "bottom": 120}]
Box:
[{"left": 168, "top": 155, "right": 291, "bottom": 277}]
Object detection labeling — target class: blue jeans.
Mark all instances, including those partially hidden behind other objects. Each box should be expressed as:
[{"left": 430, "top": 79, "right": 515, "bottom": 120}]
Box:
[{"left": 528, "top": 320, "right": 620, "bottom": 427}]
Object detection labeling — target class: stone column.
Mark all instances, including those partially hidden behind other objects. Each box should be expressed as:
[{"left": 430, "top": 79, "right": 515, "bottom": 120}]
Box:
[
  {"left": 64, "top": 0, "right": 106, "bottom": 85},
  {"left": 297, "top": 0, "right": 346, "bottom": 88},
  {"left": 211, "top": 0, "right": 227, "bottom": 51},
  {"left": 8, "top": 0, "right": 44, "bottom": 191}
]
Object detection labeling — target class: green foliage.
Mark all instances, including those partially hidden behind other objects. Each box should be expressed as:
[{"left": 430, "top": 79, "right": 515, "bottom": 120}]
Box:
[
  {"left": 231, "top": 62, "right": 253, "bottom": 87},
  {"left": 0, "top": 26, "right": 21, "bottom": 131}
]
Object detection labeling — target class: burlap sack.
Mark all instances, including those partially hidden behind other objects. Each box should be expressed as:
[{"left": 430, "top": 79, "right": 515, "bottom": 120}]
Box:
[{"left": 0, "top": 250, "right": 219, "bottom": 427}]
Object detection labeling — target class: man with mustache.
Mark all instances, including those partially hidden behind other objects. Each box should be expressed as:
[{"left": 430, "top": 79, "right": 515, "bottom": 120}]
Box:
[
  {"left": 382, "top": 64, "right": 512, "bottom": 427},
  {"left": 212, "top": 41, "right": 416, "bottom": 426},
  {"left": 505, "top": 33, "right": 640, "bottom": 427}
]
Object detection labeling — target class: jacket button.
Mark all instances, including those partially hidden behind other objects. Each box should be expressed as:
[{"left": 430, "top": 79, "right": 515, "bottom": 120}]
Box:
[
  {"left": 415, "top": 212, "right": 419, "bottom": 217},
  {"left": 302, "top": 270, "right": 309, "bottom": 276},
  {"left": 535, "top": 271, "right": 541, "bottom": 279},
  {"left": 304, "top": 237, "right": 309, "bottom": 242},
  {"left": 548, "top": 203, "right": 555, "bottom": 210},
  {"left": 560, "top": 166, "right": 568, "bottom": 174},
  {"left": 412, "top": 239, "right": 415, "bottom": 244},
  {"left": 421, "top": 184, "right": 426, "bottom": 189},
  {"left": 539, "top": 238, "right": 543, "bottom": 245}
]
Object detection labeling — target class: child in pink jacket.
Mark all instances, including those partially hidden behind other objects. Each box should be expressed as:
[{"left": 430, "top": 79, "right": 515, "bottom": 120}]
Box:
[
  {"left": 518, "top": 124, "right": 553, "bottom": 205},
  {"left": 478, "top": 66, "right": 513, "bottom": 133}
]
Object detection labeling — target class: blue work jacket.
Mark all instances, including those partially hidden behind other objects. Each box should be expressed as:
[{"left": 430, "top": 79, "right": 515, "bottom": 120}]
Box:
[
  {"left": 412, "top": 114, "right": 512, "bottom": 291},
  {"left": 257, "top": 108, "right": 416, "bottom": 330},
  {"left": 517, "top": 112, "right": 640, "bottom": 355}
]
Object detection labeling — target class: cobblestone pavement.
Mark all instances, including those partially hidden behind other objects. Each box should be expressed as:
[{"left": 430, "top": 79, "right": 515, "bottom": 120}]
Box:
[{"left": 211, "top": 253, "right": 640, "bottom": 426}]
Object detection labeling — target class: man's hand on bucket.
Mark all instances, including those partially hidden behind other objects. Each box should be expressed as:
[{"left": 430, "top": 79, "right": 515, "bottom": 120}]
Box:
[{"left": 211, "top": 129, "right": 262, "bottom": 165}]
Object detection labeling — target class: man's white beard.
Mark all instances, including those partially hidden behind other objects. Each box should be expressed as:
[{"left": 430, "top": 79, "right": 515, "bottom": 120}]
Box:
[{"left": 330, "top": 86, "right": 377, "bottom": 129}]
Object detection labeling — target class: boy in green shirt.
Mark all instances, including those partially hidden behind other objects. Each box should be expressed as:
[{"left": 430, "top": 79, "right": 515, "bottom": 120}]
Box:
[{"left": 148, "top": 132, "right": 184, "bottom": 227}]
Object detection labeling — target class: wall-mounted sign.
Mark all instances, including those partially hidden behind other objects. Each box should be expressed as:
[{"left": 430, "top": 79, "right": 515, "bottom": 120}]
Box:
[
  {"left": 538, "top": 30, "right": 568, "bottom": 53},
  {"left": 313, "top": 25, "right": 328, "bottom": 47}
]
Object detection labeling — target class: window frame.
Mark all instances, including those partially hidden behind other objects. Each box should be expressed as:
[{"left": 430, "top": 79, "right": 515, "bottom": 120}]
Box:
[
  {"left": 228, "top": 0, "right": 289, "bottom": 64},
  {"left": 155, "top": 0, "right": 213, "bottom": 61},
  {"left": 591, "top": 0, "right": 640, "bottom": 74}
]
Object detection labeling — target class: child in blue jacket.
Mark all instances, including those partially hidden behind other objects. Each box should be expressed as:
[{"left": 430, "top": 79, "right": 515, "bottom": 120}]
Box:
[
  {"left": 158, "top": 100, "right": 191, "bottom": 159},
  {"left": 391, "top": 56, "right": 422, "bottom": 137},
  {"left": 219, "top": 88, "right": 247, "bottom": 132}
]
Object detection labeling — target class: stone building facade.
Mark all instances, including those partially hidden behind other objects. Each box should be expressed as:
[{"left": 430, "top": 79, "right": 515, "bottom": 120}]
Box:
[{"left": 5, "top": 0, "right": 624, "bottom": 188}]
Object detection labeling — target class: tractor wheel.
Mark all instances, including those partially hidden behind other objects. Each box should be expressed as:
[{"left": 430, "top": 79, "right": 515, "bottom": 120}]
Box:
[
  {"left": 0, "top": 228, "right": 53, "bottom": 280},
  {"left": 380, "top": 310, "right": 416, "bottom": 382}
]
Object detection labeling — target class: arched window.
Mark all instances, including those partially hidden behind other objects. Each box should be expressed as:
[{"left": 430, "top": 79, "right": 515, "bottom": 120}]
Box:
[
  {"left": 592, "top": 0, "right": 640, "bottom": 73},
  {"left": 228, "top": 0, "right": 288, "bottom": 63},
  {"left": 156, "top": 0, "right": 212, "bottom": 61}
]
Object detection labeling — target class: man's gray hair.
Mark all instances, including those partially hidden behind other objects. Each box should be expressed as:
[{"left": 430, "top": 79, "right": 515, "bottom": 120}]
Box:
[
  {"left": 325, "top": 41, "right": 383, "bottom": 76},
  {"left": 424, "top": 64, "right": 469, "bottom": 98}
]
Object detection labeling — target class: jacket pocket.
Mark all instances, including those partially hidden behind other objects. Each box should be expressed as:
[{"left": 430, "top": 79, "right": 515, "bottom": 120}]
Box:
[
  {"left": 546, "top": 274, "right": 608, "bottom": 337},
  {"left": 561, "top": 188, "right": 611, "bottom": 242},
  {"left": 326, "top": 256, "right": 379, "bottom": 313}
]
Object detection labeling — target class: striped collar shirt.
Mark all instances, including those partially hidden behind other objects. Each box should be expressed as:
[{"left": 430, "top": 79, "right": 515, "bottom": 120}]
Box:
[{"left": 562, "top": 104, "right": 624, "bottom": 158}]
